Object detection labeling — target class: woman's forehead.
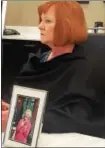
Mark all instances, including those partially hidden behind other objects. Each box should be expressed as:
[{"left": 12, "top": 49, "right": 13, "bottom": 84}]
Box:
[{"left": 41, "top": 6, "right": 56, "bottom": 18}]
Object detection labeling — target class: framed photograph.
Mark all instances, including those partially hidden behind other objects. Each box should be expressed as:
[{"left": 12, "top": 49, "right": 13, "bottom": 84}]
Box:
[{"left": 3, "top": 85, "right": 48, "bottom": 147}]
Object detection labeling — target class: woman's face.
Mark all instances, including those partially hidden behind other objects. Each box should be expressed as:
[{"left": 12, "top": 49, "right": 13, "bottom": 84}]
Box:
[
  {"left": 38, "top": 6, "right": 56, "bottom": 46},
  {"left": 24, "top": 112, "right": 30, "bottom": 121}
]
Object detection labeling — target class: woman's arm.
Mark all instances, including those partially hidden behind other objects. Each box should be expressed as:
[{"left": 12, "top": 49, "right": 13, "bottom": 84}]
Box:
[
  {"left": 16, "top": 119, "right": 25, "bottom": 132},
  {"left": 23, "top": 121, "right": 32, "bottom": 138}
]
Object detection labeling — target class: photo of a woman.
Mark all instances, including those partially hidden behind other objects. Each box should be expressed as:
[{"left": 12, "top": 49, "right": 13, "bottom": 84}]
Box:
[
  {"left": 9, "top": 95, "right": 40, "bottom": 145},
  {"left": 14, "top": 109, "right": 32, "bottom": 144}
]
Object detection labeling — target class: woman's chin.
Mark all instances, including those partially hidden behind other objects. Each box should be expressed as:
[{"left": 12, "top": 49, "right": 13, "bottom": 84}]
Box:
[
  {"left": 40, "top": 39, "right": 52, "bottom": 46},
  {"left": 40, "top": 39, "right": 46, "bottom": 43},
  {"left": 40, "top": 40, "right": 49, "bottom": 46}
]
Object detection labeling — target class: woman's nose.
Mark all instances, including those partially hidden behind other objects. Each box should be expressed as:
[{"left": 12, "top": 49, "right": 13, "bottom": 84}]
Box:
[{"left": 38, "top": 21, "right": 45, "bottom": 30}]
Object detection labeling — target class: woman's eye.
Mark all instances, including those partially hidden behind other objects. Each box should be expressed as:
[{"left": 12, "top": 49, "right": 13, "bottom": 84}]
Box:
[{"left": 45, "top": 20, "right": 51, "bottom": 23}]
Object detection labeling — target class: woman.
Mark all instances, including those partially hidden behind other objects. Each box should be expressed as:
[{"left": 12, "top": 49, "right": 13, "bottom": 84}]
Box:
[
  {"left": 14, "top": 109, "right": 32, "bottom": 144},
  {"left": 2, "top": 1, "right": 105, "bottom": 138}
]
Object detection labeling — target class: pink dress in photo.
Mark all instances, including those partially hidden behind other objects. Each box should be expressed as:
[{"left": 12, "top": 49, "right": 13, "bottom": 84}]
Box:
[{"left": 14, "top": 119, "right": 31, "bottom": 144}]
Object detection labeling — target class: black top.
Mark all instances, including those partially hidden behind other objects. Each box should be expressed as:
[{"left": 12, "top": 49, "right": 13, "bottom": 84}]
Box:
[{"left": 7, "top": 44, "right": 105, "bottom": 138}]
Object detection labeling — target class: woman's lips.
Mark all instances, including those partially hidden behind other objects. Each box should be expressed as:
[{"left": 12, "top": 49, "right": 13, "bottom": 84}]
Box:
[{"left": 41, "top": 33, "right": 44, "bottom": 35}]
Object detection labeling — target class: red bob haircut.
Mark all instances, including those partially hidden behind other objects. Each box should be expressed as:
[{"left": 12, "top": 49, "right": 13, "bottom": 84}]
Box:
[{"left": 38, "top": 1, "right": 88, "bottom": 46}]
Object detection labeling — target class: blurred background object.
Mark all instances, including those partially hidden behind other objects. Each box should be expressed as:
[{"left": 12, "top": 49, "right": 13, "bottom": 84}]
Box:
[
  {"left": 94, "top": 21, "right": 105, "bottom": 34},
  {"left": 4, "top": 1, "right": 105, "bottom": 29}
]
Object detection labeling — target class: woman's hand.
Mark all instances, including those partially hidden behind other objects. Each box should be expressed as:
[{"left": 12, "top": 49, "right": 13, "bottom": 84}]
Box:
[
  {"left": 20, "top": 121, "right": 25, "bottom": 127},
  {"left": 2, "top": 101, "right": 9, "bottom": 132}
]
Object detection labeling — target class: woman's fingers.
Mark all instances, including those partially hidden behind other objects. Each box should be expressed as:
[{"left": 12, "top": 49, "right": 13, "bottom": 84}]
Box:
[
  {"left": 1, "top": 101, "right": 9, "bottom": 132},
  {"left": 2, "top": 110, "right": 9, "bottom": 116},
  {"left": 2, "top": 110, "right": 9, "bottom": 132},
  {"left": 2, "top": 101, "right": 9, "bottom": 109}
]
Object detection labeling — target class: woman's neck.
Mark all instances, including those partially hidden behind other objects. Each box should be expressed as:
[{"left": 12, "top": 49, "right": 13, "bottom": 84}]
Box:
[{"left": 48, "top": 44, "right": 75, "bottom": 61}]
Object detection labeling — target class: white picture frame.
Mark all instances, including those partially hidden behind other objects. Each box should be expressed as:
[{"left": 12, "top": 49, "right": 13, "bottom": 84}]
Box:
[{"left": 3, "top": 85, "right": 48, "bottom": 147}]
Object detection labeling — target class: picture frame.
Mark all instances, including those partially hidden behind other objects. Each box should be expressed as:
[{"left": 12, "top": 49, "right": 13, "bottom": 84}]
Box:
[{"left": 3, "top": 85, "right": 48, "bottom": 147}]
